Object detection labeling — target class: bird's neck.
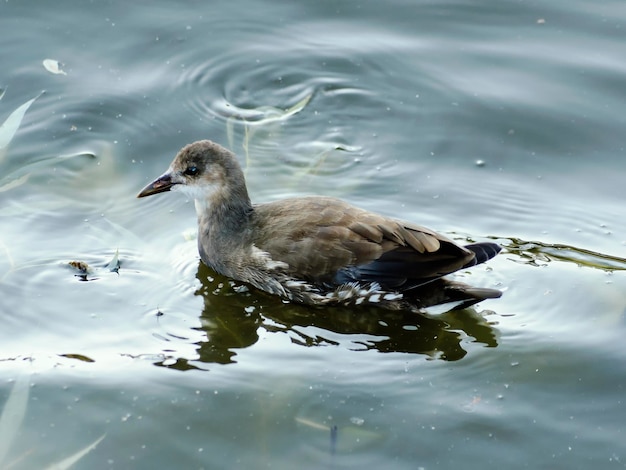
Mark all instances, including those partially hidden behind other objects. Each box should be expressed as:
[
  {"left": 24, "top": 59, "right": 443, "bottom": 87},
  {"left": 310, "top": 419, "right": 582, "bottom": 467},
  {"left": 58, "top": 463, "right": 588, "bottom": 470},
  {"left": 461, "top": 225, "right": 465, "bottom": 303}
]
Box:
[
  {"left": 194, "top": 183, "right": 253, "bottom": 243},
  {"left": 194, "top": 183, "right": 253, "bottom": 276}
]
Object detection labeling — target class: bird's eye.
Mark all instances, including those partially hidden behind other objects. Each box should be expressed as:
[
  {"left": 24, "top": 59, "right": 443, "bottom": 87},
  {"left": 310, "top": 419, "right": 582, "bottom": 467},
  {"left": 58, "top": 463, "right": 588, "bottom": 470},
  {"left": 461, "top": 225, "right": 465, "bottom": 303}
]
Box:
[{"left": 184, "top": 166, "right": 199, "bottom": 176}]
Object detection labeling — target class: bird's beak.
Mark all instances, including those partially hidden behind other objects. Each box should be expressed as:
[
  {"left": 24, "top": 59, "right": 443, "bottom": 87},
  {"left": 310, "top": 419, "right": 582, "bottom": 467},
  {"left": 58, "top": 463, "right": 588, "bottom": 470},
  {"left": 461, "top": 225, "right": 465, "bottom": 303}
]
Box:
[{"left": 137, "top": 172, "right": 177, "bottom": 198}]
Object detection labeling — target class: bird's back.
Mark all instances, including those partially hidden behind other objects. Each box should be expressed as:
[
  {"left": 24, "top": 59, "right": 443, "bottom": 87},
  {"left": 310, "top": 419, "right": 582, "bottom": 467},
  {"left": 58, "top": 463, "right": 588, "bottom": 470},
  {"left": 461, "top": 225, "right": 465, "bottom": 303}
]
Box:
[{"left": 250, "top": 196, "right": 483, "bottom": 290}]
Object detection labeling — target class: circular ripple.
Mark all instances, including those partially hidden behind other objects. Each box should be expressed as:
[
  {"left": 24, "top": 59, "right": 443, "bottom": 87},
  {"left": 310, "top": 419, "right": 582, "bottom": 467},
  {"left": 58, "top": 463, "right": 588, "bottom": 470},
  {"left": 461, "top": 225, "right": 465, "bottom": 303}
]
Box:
[{"left": 171, "top": 40, "right": 410, "bottom": 201}]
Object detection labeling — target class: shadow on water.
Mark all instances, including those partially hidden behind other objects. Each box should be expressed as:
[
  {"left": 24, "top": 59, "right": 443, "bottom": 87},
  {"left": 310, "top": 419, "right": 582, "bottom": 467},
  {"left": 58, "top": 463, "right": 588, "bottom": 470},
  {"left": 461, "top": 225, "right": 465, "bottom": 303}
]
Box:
[{"left": 156, "top": 263, "right": 500, "bottom": 371}]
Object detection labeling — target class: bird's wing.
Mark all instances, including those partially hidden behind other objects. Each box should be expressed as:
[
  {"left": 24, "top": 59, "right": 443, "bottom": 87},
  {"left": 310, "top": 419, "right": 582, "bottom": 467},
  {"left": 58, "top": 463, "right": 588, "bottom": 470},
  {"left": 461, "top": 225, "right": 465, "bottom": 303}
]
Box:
[{"left": 252, "top": 197, "right": 475, "bottom": 289}]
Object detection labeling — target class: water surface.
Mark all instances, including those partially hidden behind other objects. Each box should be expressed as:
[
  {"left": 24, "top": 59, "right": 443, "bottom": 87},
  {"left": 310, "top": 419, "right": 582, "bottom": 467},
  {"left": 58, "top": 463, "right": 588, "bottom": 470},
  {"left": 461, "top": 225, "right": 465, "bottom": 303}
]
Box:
[{"left": 1, "top": 1, "right": 625, "bottom": 469}]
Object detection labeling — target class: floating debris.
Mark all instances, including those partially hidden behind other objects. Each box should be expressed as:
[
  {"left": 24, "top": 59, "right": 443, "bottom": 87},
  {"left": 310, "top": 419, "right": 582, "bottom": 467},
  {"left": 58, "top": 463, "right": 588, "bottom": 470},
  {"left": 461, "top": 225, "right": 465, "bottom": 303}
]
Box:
[
  {"left": 43, "top": 58, "right": 67, "bottom": 75},
  {"left": 505, "top": 237, "right": 626, "bottom": 271},
  {"left": 68, "top": 260, "right": 90, "bottom": 281},
  {"left": 68, "top": 249, "right": 122, "bottom": 281},
  {"left": 68, "top": 260, "right": 90, "bottom": 274}
]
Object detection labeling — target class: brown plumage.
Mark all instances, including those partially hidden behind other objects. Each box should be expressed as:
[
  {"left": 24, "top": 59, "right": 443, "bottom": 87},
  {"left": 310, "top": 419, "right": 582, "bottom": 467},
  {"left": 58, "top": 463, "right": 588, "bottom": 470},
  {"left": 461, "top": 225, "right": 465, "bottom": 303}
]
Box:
[{"left": 137, "top": 140, "right": 501, "bottom": 311}]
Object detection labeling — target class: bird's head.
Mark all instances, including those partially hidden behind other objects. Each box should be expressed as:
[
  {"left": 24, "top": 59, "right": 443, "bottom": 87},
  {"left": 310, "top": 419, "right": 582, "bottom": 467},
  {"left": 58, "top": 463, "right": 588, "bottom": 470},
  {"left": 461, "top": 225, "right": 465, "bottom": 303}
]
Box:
[{"left": 137, "top": 140, "right": 246, "bottom": 203}]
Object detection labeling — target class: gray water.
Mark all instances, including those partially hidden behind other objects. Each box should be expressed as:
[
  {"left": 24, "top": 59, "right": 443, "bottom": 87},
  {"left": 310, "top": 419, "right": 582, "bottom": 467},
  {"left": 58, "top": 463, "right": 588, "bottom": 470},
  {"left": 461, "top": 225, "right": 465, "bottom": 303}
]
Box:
[{"left": 1, "top": 1, "right": 625, "bottom": 469}]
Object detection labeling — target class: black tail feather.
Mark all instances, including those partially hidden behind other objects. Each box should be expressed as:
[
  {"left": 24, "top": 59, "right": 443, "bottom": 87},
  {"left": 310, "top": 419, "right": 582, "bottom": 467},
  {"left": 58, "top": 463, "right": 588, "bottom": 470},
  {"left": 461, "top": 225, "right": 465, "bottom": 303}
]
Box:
[{"left": 464, "top": 242, "right": 501, "bottom": 267}]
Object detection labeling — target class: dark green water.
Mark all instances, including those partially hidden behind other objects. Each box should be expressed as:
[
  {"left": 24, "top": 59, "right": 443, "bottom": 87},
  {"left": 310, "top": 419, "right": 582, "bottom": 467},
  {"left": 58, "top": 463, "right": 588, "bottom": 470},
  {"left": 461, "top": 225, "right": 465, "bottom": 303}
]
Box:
[{"left": 1, "top": 1, "right": 625, "bottom": 468}]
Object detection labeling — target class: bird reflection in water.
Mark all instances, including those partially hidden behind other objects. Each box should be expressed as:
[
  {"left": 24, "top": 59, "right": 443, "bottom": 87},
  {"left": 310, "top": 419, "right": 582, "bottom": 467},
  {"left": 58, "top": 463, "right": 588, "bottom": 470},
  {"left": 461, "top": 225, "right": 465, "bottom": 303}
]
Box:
[{"left": 155, "top": 262, "right": 499, "bottom": 370}]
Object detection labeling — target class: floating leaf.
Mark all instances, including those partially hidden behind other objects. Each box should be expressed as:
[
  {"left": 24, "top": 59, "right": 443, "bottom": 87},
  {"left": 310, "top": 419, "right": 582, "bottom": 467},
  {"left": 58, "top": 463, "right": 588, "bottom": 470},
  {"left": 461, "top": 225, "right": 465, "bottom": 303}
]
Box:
[
  {"left": 0, "top": 93, "right": 41, "bottom": 150},
  {"left": 43, "top": 59, "right": 67, "bottom": 75},
  {"left": 0, "top": 376, "right": 30, "bottom": 466},
  {"left": 43, "top": 434, "right": 105, "bottom": 470}
]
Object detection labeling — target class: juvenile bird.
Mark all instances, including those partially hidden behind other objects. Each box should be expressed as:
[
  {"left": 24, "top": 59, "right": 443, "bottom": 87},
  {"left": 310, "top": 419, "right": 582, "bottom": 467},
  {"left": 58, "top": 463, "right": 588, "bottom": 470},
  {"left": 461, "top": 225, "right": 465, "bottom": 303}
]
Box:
[{"left": 138, "top": 140, "right": 501, "bottom": 311}]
